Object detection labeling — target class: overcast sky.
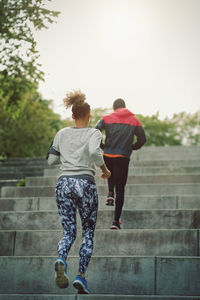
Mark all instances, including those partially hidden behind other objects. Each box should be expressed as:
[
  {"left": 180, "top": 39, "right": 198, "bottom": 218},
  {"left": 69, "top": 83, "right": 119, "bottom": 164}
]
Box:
[{"left": 35, "top": 0, "right": 200, "bottom": 119}]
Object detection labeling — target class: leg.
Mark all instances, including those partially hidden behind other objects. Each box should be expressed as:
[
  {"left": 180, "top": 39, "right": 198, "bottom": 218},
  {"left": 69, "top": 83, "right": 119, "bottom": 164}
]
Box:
[
  {"left": 55, "top": 177, "right": 77, "bottom": 260},
  {"left": 104, "top": 155, "right": 115, "bottom": 194},
  {"left": 114, "top": 157, "right": 130, "bottom": 221},
  {"left": 76, "top": 179, "right": 98, "bottom": 275},
  {"left": 104, "top": 156, "right": 115, "bottom": 205}
]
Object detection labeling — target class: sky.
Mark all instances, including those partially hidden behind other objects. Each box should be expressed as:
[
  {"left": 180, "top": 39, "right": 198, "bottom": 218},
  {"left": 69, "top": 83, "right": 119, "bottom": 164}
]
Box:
[{"left": 35, "top": 0, "right": 200, "bottom": 119}]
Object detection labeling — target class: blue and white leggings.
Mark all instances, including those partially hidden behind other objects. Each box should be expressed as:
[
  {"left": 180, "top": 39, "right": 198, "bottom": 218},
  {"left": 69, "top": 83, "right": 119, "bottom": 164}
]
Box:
[{"left": 55, "top": 176, "right": 98, "bottom": 274}]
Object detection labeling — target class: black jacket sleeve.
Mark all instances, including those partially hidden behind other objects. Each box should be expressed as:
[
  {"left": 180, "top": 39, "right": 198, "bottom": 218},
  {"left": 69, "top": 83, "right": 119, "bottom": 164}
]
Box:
[
  {"left": 132, "top": 126, "right": 147, "bottom": 150},
  {"left": 95, "top": 119, "right": 105, "bottom": 150},
  {"left": 46, "top": 141, "right": 60, "bottom": 159},
  {"left": 95, "top": 119, "right": 105, "bottom": 131}
]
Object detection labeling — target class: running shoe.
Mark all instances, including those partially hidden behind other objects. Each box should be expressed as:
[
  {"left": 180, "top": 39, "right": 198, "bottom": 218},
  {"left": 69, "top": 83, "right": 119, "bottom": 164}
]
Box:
[
  {"left": 110, "top": 220, "right": 121, "bottom": 230},
  {"left": 106, "top": 192, "right": 114, "bottom": 206},
  {"left": 55, "top": 257, "right": 69, "bottom": 288},
  {"left": 73, "top": 275, "right": 91, "bottom": 294}
]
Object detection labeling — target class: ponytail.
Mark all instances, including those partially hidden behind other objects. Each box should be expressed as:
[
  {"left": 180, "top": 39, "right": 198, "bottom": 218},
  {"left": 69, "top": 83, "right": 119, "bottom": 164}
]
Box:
[{"left": 63, "top": 90, "right": 90, "bottom": 119}]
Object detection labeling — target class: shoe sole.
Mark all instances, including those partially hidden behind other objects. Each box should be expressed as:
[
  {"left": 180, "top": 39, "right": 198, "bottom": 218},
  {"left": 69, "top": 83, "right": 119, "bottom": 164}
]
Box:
[
  {"left": 106, "top": 198, "right": 114, "bottom": 206},
  {"left": 110, "top": 225, "right": 120, "bottom": 230},
  {"left": 55, "top": 261, "right": 69, "bottom": 288},
  {"left": 73, "top": 280, "right": 89, "bottom": 294}
]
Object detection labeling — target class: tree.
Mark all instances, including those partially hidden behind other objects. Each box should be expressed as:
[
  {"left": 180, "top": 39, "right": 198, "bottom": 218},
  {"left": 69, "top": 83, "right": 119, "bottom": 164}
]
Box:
[
  {"left": 0, "top": 0, "right": 59, "bottom": 83},
  {"left": 0, "top": 0, "right": 64, "bottom": 158},
  {"left": 62, "top": 107, "right": 112, "bottom": 129},
  {"left": 46, "top": 108, "right": 200, "bottom": 149},
  {"left": 0, "top": 89, "right": 65, "bottom": 158},
  {"left": 137, "top": 113, "right": 182, "bottom": 146},
  {"left": 89, "top": 107, "right": 111, "bottom": 128},
  {"left": 171, "top": 111, "right": 200, "bottom": 145}
]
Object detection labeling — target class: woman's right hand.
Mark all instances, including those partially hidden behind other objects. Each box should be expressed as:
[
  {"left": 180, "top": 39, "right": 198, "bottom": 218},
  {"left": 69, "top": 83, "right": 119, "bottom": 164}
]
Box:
[{"left": 100, "top": 165, "right": 111, "bottom": 179}]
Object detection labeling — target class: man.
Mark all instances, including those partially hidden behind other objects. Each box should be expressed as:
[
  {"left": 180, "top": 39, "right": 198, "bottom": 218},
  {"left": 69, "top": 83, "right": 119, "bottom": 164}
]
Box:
[{"left": 95, "top": 98, "right": 146, "bottom": 229}]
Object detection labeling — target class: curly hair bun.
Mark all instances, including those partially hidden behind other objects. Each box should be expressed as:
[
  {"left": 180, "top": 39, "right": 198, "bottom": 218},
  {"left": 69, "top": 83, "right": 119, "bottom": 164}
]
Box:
[{"left": 63, "top": 90, "right": 86, "bottom": 108}]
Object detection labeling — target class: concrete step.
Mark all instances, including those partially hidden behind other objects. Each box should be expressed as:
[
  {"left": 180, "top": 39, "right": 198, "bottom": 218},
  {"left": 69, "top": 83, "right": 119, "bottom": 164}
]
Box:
[
  {"left": 99, "top": 166, "right": 200, "bottom": 176},
  {"left": 0, "top": 210, "right": 200, "bottom": 230},
  {"left": 2, "top": 183, "right": 200, "bottom": 198},
  {"left": 133, "top": 146, "right": 200, "bottom": 161},
  {"left": 44, "top": 160, "right": 200, "bottom": 177},
  {"left": 134, "top": 153, "right": 200, "bottom": 161},
  {"left": 0, "top": 256, "right": 199, "bottom": 295},
  {"left": 0, "top": 229, "right": 198, "bottom": 257},
  {"left": 0, "top": 158, "right": 48, "bottom": 167},
  {"left": 1, "top": 195, "right": 200, "bottom": 212},
  {"left": 0, "top": 179, "right": 19, "bottom": 189},
  {"left": 43, "top": 166, "right": 200, "bottom": 177},
  {"left": 0, "top": 296, "right": 200, "bottom": 300},
  {"left": 0, "top": 165, "right": 46, "bottom": 173},
  {"left": 25, "top": 174, "right": 200, "bottom": 187},
  {"left": 0, "top": 170, "right": 45, "bottom": 180},
  {"left": 77, "top": 297, "right": 200, "bottom": 300},
  {"left": 130, "top": 159, "right": 200, "bottom": 166}
]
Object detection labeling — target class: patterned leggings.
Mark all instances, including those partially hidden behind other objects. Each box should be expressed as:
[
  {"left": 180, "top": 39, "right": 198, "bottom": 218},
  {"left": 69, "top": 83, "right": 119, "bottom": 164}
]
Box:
[{"left": 55, "top": 176, "right": 98, "bottom": 274}]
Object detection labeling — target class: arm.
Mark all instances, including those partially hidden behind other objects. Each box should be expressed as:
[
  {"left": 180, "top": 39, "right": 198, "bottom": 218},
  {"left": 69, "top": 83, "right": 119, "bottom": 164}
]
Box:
[
  {"left": 132, "top": 126, "right": 147, "bottom": 150},
  {"left": 46, "top": 133, "right": 60, "bottom": 165},
  {"left": 89, "top": 130, "right": 110, "bottom": 179},
  {"left": 48, "top": 153, "right": 60, "bottom": 165},
  {"left": 95, "top": 119, "right": 105, "bottom": 149},
  {"left": 95, "top": 119, "right": 105, "bottom": 131},
  {"left": 100, "top": 163, "right": 111, "bottom": 179}
]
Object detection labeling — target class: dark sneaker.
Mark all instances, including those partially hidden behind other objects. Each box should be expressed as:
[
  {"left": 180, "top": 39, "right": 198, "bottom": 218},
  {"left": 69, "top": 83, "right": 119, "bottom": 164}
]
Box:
[
  {"left": 73, "top": 275, "right": 91, "bottom": 294},
  {"left": 110, "top": 220, "right": 121, "bottom": 230},
  {"left": 106, "top": 192, "right": 114, "bottom": 206},
  {"left": 55, "top": 257, "right": 69, "bottom": 288}
]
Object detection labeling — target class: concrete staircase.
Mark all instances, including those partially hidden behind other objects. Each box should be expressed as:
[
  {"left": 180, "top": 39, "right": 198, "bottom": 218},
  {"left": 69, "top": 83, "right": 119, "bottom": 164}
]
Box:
[
  {"left": 0, "top": 146, "right": 200, "bottom": 300},
  {"left": 0, "top": 158, "right": 49, "bottom": 190}
]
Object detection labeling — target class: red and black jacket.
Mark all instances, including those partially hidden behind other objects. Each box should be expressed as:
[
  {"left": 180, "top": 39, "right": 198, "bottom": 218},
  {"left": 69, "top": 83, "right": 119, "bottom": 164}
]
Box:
[{"left": 95, "top": 108, "right": 146, "bottom": 158}]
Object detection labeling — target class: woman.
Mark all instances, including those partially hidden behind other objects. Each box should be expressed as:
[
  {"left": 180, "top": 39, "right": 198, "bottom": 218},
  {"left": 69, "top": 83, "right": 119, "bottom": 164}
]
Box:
[{"left": 47, "top": 90, "right": 110, "bottom": 294}]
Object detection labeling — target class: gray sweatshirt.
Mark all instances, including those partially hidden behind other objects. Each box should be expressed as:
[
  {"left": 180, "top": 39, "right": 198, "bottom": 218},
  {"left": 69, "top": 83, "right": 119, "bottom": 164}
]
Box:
[{"left": 48, "top": 127, "right": 104, "bottom": 178}]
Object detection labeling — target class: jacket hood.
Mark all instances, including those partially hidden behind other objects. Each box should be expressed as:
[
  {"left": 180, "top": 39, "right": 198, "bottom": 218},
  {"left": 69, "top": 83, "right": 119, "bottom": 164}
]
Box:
[{"left": 113, "top": 108, "right": 135, "bottom": 117}]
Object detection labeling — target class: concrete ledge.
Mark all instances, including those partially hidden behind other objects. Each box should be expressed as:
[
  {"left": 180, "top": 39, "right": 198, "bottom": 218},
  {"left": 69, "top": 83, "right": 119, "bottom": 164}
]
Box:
[
  {"left": 97, "top": 183, "right": 200, "bottom": 197},
  {"left": 130, "top": 160, "right": 200, "bottom": 167},
  {"left": 16, "top": 229, "right": 199, "bottom": 257},
  {"left": 1, "top": 210, "right": 200, "bottom": 230},
  {"left": 0, "top": 157, "right": 47, "bottom": 166},
  {"left": 78, "top": 296, "right": 200, "bottom": 300},
  {"left": 0, "top": 198, "right": 39, "bottom": 211},
  {"left": 0, "top": 296, "right": 76, "bottom": 300},
  {"left": 1, "top": 195, "right": 200, "bottom": 212},
  {"left": 0, "top": 229, "right": 197, "bottom": 257},
  {"left": 178, "top": 196, "right": 200, "bottom": 209},
  {"left": 0, "top": 231, "right": 15, "bottom": 256},
  {"left": 44, "top": 166, "right": 200, "bottom": 177},
  {"left": 0, "top": 295, "right": 200, "bottom": 300},
  {"left": 2, "top": 183, "right": 200, "bottom": 198},
  {"left": 0, "top": 256, "right": 200, "bottom": 295},
  {"left": 156, "top": 256, "right": 200, "bottom": 295},
  {"left": 0, "top": 180, "right": 19, "bottom": 189},
  {"left": 0, "top": 256, "right": 154, "bottom": 294},
  {"left": 26, "top": 174, "right": 200, "bottom": 187},
  {"left": 0, "top": 195, "right": 178, "bottom": 211}
]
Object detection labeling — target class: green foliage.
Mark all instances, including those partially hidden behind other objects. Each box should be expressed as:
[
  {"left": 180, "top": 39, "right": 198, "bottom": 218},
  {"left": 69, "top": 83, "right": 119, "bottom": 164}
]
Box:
[
  {"left": 0, "top": 0, "right": 64, "bottom": 158},
  {"left": 16, "top": 178, "right": 26, "bottom": 186},
  {"left": 0, "top": 0, "right": 60, "bottom": 82},
  {"left": 136, "top": 113, "right": 182, "bottom": 146},
  {"left": 171, "top": 111, "right": 200, "bottom": 146},
  {"left": 0, "top": 87, "right": 65, "bottom": 158},
  {"left": 89, "top": 107, "right": 111, "bottom": 128},
  {"left": 61, "top": 107, "right": 112, "bottom": 130}
]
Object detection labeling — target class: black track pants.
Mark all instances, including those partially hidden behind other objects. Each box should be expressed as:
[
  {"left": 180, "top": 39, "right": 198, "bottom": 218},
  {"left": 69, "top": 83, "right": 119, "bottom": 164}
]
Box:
[{"left": 104, "top": 156, "right": 129, "bottom": 221}]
